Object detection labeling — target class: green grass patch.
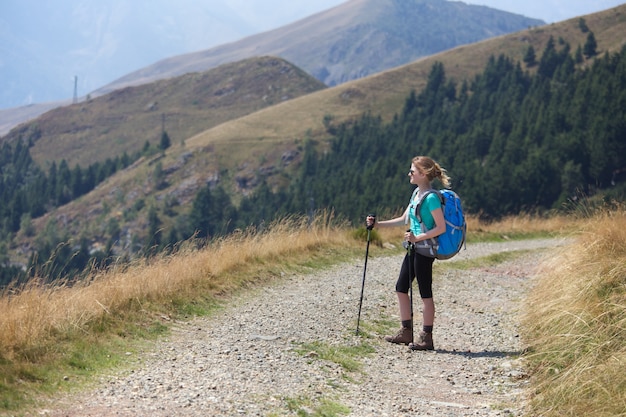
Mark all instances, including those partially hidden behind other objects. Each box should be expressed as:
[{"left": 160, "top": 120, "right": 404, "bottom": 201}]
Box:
[
  {"left": 351, "top": 227, "right": 382, "bottom": 247},
  {"left": 281, "top": 395, "right": 350, "bottom": 417},
  {"left": 0, "top": 307, "right": 178, "bottom": 413},
  {"left": 356, "top": 317, "right": 397, "bottom": 339},
  {"left": 0, "top": 334, "right": 143, "bottom": 413},
  {"left": 294, "top": 341, "right": 376, "bottom": 373}
]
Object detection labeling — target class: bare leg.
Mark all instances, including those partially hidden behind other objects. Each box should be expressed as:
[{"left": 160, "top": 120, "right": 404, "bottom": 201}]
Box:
[
  {"left": 397, "top": 292, "right": 412, "bottom": 321},
  {"left": 422, "top": 297, "right": 435, "bottom": 326}
]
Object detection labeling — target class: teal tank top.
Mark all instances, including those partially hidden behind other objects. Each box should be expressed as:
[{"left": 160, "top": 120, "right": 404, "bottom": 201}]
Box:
[{"left": 408, "top": 188, "right": 441, "bottom": 235}]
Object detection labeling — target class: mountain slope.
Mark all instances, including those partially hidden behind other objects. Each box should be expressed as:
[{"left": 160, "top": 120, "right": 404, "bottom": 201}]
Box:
[
  {"left": 3, "top": 57, "right": 326, "bottom": 168},
  {"left": 0, "top": 0, "right": 543, "bottom": 167},
  {"left": 0, "top": 0, "right": 542, "bottom": 137},
  {"left": 182, "top": 4, "right": 626, "bottom": 154},
  {"left": 95, "top": 0, "right": 544, "bottom": 94}
]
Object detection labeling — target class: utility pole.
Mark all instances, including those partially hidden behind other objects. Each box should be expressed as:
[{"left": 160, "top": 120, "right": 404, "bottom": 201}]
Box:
[{"left": 73, "top": 76, "right": 78, "bottom": 104}]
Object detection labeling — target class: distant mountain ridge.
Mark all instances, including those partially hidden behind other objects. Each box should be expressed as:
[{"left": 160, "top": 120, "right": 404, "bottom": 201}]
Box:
[
  {"left": 96, "top": 0, "right": 544, "bottom": 95},
  {"left": 0, "top": 0, "right": 542, "bottom": 136}
]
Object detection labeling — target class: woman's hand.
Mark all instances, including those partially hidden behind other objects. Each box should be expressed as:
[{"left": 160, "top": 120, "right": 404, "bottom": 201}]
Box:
[{"left": 366, "top": 215, "right": 376, "bottom": 229}]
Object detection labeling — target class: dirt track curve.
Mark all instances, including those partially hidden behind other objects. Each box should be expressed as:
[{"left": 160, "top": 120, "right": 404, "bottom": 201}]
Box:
[{"left": 31, "top": 238, "right": 566, "bottom": 417}]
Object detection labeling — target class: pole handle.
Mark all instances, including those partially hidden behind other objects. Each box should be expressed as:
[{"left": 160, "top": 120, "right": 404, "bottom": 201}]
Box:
[{"left": 366, "top": 213, "right": 376, "bottom": 230}]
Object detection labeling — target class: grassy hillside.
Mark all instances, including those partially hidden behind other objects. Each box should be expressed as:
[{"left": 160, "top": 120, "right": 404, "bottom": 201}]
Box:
[
  {"left": 3, "top": 56, "right": 326, "bottom": 168},
  {"left": 0, "top": 101, "right": 70, "bottom": 136},
  {"left": 185, "top": 4, "right": 626, "bottom": 150}
]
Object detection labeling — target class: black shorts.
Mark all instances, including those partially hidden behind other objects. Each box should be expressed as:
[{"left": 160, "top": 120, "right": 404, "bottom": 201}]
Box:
[{"left": 396, "top": 251, "right": 435, "bottom": 299}]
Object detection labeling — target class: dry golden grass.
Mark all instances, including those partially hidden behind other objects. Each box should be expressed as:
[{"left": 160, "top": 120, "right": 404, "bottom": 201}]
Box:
[
  {"left": 522, "top": 207, "right": 626, "bottom": 416},
  {"left": 0, "top": 213, "right": 353, "bottom": 362}
]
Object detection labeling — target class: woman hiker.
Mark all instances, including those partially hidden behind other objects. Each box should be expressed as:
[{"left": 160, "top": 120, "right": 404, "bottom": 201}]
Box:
[{"left": 366, "top": 156, "right": 449, "bottom": 350}]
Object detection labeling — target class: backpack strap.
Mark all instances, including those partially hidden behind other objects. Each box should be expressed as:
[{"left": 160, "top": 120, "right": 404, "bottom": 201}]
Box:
[
  {"left": 412, "top": 188, "right": 443, "bottom": 258},
  {"left": 414, "top": 189, "right": 443, "bottom": 225},
  {"left": 406, "top": 187, "right": 419, "bottom": 226}
]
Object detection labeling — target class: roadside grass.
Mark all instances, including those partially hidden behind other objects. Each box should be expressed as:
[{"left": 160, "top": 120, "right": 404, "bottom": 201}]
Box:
[
  {"left": 357, "top": 317, "right": 398, "bottom": 340},
  {"left": 521, "top": 206, "right": 626, "bottom": 417},
  {"left": 279, "top": 395, "right": 351, "bottom": 417},
  {"left": 294, "top": 341, "right": 377, "bottom": 374},
  {"left": 0, "top": 212, "right": 358, "bottom": 414},
  {"left": 1, "top": 209, "right": 621, "bottom": 416}
]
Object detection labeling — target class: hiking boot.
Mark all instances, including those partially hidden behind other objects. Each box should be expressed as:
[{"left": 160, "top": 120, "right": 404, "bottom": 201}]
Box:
[
  {"left": 409, "top": 331, "right": 434, "bottom": 351},
  {"left": 384, "top": 325, "right": 413, "bottom": 345}
]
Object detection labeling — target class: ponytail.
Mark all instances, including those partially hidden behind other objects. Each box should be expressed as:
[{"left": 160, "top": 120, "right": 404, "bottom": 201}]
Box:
[{"left": 412, "top": 156, "right": 451, "bottom": 188}]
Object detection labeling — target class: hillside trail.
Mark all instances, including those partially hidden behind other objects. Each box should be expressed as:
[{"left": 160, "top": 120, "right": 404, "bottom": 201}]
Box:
[{"left": 31, "top": 238, "right": 567, "bottom": 417}]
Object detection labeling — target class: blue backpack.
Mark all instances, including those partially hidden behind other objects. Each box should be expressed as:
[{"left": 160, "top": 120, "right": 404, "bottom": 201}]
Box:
[{"left": 413, "top": 189, "right": 466, "bottom": 260}]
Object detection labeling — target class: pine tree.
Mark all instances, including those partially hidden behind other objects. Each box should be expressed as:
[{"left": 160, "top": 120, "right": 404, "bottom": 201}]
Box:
[
  {"left": 584, "top": 32, "right": 598, "bottom": 58},
  {"left": 524, "top": 45, "right": 537, "bottom": 67},
  {"left": 575, "top": 45, "right": 584, "bottom": 63},
  {"left": 159, "top": 131, "right": 171, "bottom": 150},
  {"left": 578, "top": 18, "right": 589, "bottom": 33},
  {"left": 147, "top": 205, "right": 162, "bottom": 248}
]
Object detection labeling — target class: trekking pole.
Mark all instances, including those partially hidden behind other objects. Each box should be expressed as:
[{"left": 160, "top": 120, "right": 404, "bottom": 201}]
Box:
[
  {"left": 406, "top": 231, "right": 414, "bottom": 328},
  {"left": 356, "top": 214, "right": 375, "bottom": 335},
  {"left": 409, "top": 246, "right": 414, "bottom": 321}
]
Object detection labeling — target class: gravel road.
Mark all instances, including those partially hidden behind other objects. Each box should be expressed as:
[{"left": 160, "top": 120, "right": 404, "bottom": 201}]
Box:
[{"left": 35, "top": 238, "right": 567, "bottom": 417}]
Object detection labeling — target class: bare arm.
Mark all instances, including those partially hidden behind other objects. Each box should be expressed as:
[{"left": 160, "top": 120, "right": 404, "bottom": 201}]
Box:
[
  {"left": 408, "top": 206, "right": 445, "bottom": 243},
  {"left": 366, "top": 206, "right": 409, "bottom": 229}
]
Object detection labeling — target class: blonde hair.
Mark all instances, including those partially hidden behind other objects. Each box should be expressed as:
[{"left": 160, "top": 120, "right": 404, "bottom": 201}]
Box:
[{"left": 412, "top": 156, "right": 451, "bottom": 188}]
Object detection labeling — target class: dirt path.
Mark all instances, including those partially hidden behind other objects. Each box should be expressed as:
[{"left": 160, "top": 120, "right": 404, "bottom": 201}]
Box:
[{"left": 32, "top": 238, "right": 566, "bottom": 417}]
